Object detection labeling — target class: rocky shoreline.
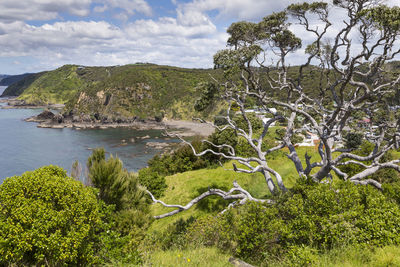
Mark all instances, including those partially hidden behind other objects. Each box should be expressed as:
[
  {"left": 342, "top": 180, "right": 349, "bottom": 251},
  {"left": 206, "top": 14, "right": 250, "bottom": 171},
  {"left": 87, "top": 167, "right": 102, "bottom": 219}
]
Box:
[
  {"left": 0, "top": 98, "right": 215, "bottom": 136},
  {"left": 24, "top": 110, "right": 215, "bottom": 137},
  {"left": 0, "top": 98, "right": 65, "bottom": 109}
]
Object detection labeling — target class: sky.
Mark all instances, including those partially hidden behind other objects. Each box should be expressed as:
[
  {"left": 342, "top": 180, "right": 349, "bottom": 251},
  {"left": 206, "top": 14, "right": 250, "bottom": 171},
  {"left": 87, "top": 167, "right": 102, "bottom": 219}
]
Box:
[{"left": 0, "top": 0, "right": 398, "bottom": 74}]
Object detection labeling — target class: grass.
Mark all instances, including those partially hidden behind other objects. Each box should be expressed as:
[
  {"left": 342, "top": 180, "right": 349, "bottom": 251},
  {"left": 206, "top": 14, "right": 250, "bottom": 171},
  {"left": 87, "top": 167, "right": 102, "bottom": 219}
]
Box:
[
  {"left": 148, "top": 162, "right": 267, "bottom": 231},
  {"left": 148, "top": 146, "right": 322, "bottom": 232},
  {"left": 138, "top": 244, "right": 400, "bottom": 267},
  {"left": 143, "top": 247, "right": 232, "bottom": 267},
  {"left": 300, "top": 245, "right": 400, "bottom": 267}
]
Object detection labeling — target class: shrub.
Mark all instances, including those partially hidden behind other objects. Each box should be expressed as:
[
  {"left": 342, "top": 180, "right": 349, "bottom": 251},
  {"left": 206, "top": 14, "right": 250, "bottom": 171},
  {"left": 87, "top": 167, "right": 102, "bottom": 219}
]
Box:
[
  {"left": 88, "top": 148, "right": 151, "bottom": 212},
  {"left": 344, "top": 132, "right": 363, "bottom": 150},
  {"left": 285, "top": 245, "right": 318, "bottom": 266},
  {"left": 183, "top": 180, "right": 400, "bottom": 265},
  {"left": 194, "top": 82, "right": 218, "bottom": 112},
  {"left": 0, "top": 166, "right": 105, "bottom": 266},
  {"left": 138, "top": 167, "right": 167, "bottom": 198},
  {"left": 275, "top": 128, "right": 303, "bottom": 144}
]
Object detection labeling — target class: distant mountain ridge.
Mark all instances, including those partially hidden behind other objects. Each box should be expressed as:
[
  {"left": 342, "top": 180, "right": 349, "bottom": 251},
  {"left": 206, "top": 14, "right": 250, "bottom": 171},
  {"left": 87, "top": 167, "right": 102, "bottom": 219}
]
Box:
[
  {"left": 0, "top": 73, "right": 33, "bottom": 86},
  {"left": 0, "top": 75, "right": 10, "bottom": 82}
]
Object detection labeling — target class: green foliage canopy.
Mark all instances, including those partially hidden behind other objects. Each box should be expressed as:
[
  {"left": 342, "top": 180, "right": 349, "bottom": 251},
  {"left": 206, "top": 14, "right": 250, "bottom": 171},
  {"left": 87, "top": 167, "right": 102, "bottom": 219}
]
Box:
[{"left": 0, "top": 166, "right": 105, "bottom": 266}]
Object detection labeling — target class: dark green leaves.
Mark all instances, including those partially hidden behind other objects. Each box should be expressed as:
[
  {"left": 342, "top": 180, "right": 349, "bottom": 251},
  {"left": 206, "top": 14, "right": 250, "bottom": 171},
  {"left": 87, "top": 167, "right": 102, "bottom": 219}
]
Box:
[
  {"left": 214, "top": 45, "right": 262, "bottom": 71},
  {"left": 360, "top": 5, "right": 400, "bottom": 33},
  {"left": 287, "top": 2, "right": 328, "bottom": 16},
  {"left": 227, "top": 21, "right": 259, "bottom": 47}
]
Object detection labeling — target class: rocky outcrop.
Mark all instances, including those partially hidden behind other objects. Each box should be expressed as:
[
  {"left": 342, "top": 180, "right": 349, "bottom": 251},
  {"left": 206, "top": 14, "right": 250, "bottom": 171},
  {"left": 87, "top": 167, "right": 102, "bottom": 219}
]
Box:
[
  {"left": 25, "top": 109, "right": 55, "bottom": 122},
  {"left": 146, "top": 142, "right": 171, "bottom": 149},
  {"left": 38, "top": 110, "right": 55, "bottom": 120}
]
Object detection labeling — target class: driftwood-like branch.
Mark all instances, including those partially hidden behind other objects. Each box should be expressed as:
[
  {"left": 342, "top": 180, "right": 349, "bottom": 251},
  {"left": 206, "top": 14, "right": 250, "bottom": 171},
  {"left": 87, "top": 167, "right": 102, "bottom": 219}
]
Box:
[{"left": 147, "top": 181, "right": 272, "bottom": 219}]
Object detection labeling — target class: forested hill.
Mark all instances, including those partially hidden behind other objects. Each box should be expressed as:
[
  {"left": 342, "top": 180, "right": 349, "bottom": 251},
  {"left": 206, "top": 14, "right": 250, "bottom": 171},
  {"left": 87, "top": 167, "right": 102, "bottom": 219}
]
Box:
[
  {"left": 1, "top": 64, "right": 224, "bottom": 121},
  {"left": 0, "top": 75, "right": 9, "bottom": 82},
  {"left": 0, "top": 73, "right": 33, "bottom": 86}
]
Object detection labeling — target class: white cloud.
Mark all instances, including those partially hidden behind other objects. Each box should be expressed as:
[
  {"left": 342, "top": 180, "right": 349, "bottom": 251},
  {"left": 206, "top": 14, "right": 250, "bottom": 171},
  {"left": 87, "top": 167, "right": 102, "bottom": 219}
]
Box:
[
  {"left": 0, "top": 0, "right": 153, "bottom": 23},
  {"left": 0, "top": 21, "right": 123, "bottom": 57},
  {"left": 93, "top": 5, "right": 108, "bottom": 13},
  {"left": 96, "top": 0, "right": 153, "bottom": 16},
  {"left": 178, "top": 0, "right": 297, "bottom": 21},
  {"left": 0, "top": 14, "right": 225, "bottom": 71},
  {"left": 126, "top": 16, "right": 216, "bottom": 38},
  {"left": 0, "top": 0, "right": 93, "bottom": 22}
]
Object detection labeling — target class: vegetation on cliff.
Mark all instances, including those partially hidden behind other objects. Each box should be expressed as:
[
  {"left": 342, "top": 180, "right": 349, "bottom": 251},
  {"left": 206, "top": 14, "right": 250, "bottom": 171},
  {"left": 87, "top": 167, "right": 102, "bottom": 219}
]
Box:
[{"left": 1, "top": 64, "right": 226, "bottom": 121}]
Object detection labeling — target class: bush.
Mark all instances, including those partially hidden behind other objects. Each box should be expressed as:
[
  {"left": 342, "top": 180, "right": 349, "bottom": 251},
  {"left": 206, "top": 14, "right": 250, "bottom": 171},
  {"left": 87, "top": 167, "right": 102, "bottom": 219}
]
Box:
[
  {"left": 88, "top": 148, "right": 151, "bottom": 212},
  {"left": 183, "top": 180, "right": 400, "bottom": 265},
  {"left": 138, "top": 167, "right": 167, "bottom": 198},
  {"left": 275, "top": 127, "right": 303, "bottom": 144},
  {"left": 0, "top": 166, "right": 105, "bottom": 266},
  {"left": 344, "top": 132, "right": 363, "bottom": 150}
]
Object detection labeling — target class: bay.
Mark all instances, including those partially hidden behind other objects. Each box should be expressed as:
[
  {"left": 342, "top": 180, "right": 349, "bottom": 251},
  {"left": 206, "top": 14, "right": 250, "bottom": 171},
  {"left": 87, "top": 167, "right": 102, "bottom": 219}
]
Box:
[{"left": 0, "top": 86, "right": 176, "bottom": 181}]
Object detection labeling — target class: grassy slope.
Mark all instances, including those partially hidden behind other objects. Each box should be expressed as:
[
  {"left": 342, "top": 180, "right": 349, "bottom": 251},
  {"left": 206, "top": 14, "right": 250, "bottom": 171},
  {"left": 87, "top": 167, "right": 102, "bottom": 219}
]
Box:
[
  {"left": 143, "top": 245, "right": 400, "bottom": 267},
  {"left": 18, "top": 65, "right": 84, "bottom": 104},
  {"left": 149, "top": 146, "right": 400, "bottom": 231},
  {"left": 144, "top": 247, "right": 232, "bottom": 267},
  {"left": 149, "top": 146, "right": 322, "bottom": 232}
]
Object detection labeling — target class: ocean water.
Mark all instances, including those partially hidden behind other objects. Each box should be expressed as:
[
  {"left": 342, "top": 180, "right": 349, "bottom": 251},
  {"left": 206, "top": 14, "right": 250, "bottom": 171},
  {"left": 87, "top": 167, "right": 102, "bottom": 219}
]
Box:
[{"left": 0, "top": 86, "right": 176, "bottom": 181}]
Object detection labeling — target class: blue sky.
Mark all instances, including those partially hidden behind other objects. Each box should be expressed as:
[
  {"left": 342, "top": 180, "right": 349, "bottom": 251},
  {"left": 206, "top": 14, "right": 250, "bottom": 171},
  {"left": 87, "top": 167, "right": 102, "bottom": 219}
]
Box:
[{"left": 0, "top": 0, "right": 398, "bottom": 74}]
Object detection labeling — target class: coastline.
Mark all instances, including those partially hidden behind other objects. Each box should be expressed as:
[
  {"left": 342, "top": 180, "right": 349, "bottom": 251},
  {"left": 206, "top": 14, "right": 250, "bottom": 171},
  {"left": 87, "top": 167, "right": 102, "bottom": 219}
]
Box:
[
  {"left": 0, "top": 97, "right": 65, "bottom": 110},
  {"left": 29, "top": 118, "right": 215, "bottom": 137},
  {"left": 1, "top": 98, "right": 215, "bottom": 137}
]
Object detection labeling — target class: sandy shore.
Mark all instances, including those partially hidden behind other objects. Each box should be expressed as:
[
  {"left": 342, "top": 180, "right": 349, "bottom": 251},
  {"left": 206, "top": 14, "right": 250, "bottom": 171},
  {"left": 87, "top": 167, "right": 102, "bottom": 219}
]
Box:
[{"left": 163, "top": 119, "right": 215, "bottom": 137}]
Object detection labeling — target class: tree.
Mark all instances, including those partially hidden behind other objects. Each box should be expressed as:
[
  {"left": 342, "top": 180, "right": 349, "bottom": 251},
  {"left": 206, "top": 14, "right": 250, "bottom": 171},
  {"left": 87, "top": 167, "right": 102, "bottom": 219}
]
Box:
[
  {"left": 0, "top": 166, "right": 106, "bottom": 266},
  {"left": 87, "top": 148, "right": 149, "bottom": 212},
  {"left": 148, "top": 0, "right": 400, "bottom": 218}
]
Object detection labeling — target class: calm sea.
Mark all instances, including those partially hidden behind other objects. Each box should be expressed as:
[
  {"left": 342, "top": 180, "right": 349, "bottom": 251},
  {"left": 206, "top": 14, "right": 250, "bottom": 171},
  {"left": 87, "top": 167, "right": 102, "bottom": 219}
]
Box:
[{"left": 0, "top": 86, "right": 176, "bottom": 182}]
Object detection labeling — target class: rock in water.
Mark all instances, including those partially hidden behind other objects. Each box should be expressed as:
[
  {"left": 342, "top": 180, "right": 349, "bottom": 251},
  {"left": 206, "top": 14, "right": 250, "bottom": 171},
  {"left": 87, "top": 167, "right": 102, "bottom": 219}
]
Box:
[
  {"left": 53, "top": 114, "right": 64, "bottom": 124},
  {"left": 36, "top": 109, "right": 55, "bottom": 120},
  {"left": 25, "top": 109, "right": 55, "bottom": 122}
]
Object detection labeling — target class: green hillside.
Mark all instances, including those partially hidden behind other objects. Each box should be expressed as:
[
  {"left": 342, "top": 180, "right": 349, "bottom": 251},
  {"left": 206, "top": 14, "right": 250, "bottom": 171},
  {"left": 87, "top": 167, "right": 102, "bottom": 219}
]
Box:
[
  {"left": 64, "top": 64, "right": 224, "bottom": 121},
  {"left": 2, "top": 72, "right": 46, "bottom": 97},
  {"left": 2, "top": 64, "right": 224, "bottom": 121}
]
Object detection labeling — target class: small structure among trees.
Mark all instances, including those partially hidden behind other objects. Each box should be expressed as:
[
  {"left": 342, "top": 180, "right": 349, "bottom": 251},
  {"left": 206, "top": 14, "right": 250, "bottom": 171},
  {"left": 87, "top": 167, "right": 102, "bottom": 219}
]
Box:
[{"left": 149, "top": 0, "right": 400, "bottom": 218}]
